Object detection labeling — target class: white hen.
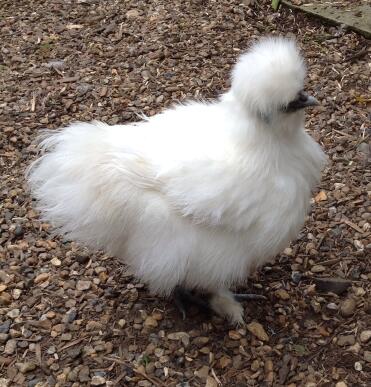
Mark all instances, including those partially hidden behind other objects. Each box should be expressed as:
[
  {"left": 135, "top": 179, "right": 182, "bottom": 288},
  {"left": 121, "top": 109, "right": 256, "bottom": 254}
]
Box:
[{"left": 27, "top": 37, "right": 327, "bottom": 324}]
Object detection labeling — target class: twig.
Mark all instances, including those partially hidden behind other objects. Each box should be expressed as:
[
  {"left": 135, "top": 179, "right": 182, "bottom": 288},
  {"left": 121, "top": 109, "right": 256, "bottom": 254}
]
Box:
[
  {"left": 317, "top": 258, "right": 341, "bottom": 267},
  {"left": 113, "top": 372, "right": 128, "bottom": 386},
  {"left": 331, "top": 129, "right": 354, "bottom": 138},
  {"left": 35, "top": 343, "right": 42, "bottom": 366},
  {"left": 211, "top": 368, "right": 222, "bottom": 385},
  {"left": 58, "top": 336, "right": 87, "bottom": 351},
  {"left": 342, "top": 216, "right": 364, "bottom": 234},
  {"left": 31, "top": 94, "right": 36, "bottom": 112},
  {"left": 343, "top": 46, "right": 370, "bottom": 63},
  {"left": 103, "top": 356, "right": 167, "bottom": 387}
]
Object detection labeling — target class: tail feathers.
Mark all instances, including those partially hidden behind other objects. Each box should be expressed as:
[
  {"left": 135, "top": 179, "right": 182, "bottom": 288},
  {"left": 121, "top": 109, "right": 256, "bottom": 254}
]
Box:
[{"left": 27, "top": 122, "right": 129, "bottom": 250}]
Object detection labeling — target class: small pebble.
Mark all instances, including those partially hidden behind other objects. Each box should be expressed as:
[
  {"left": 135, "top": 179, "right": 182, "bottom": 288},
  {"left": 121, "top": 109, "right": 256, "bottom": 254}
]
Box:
[
  {"left": 76, "top": 280, "right": 91, "bottom": 291},
  {"left": 14, "top": 225, "right": 24, "bottom": 237},
  {"left": 0, "top": 380, "right": 10, "bottom": 387},
  {"left": 76, "top": 255, "right": 90, "bottom": 264},
  {"left": 251, "top": 359, "right": 260, "bottom": 371},
  {"left": 91, "top": 375, "right": 106, "bottom": 386},
  {"left": 61, "top": 333, "right": 72, "bottom": 341},
  {"left": 311, "top": 265, "right": 326, "bottom": 273},
  {"left": 4, "top": 339, "right": 17, "bottom": 354},
  {"left": 205, "top": 376, "right": 218, "bottom": 387},
  {"left": 12, "top": 289, "right": 21, "bottom": 300},
  {"left": 326, "top": 302, "right": 338, "bottom": 310},
  {"left": 6, "top": 309, "right": 20, "bottom": 319},
  {"left": 340, "top": 298, "right": 356, "bottom": 317},
  {"left": 353, "top": 287, "right": 366, "bottom": 297},
  {"left": 47, "top": 346, "right": 56, "bottom": 355},
  {"left": 291, "top": 271, "right": 302, "bottom": 284},
  {"left": 0, "top": 321, "right": 11, "bottom": 334},
  {"left": 78, "top": 366, "right": 90, "bottom": 382},
  {"left": 337, "top": 335, "right": 355, "bottom": 347},
  {"left": 347, "top": 342, "right": 361, "bottom": 354},
  {"left": 228, "top": 330, "right": 241, "bottom": 340},
  {"left": 50, "top": 257, "right": 61, "bottom": 266},
  {"left": 144, "top": 316, "right": 158, "bottom": 328},
  {"left": 117, "top": 319, "right": 126, "bottom": 328},
  {"left": 360, "top": 330, "right": 371, "bottom": 343},
  {"left": 354, "top": 361, "right": 362, "bottom": 371},
  {"left": 66, "top": 309, "right": 78, "bottom": 323},
  {"left": 86, "top": 321, "right": 103, "bottom": 331},
  {"left": 34, "top": 272, "right": 50, "bottom": 284},
  {"left": 364, "top": 351, "right": 371, "bottom": 363},
  {"left": 0, "top": 271, "right": 11, "bottom": 284},
  {"left": 194, "top": 365, "right": 209, "bottom": 380},
  {"left": 16, "top": 362, "right": 37, "bottom": 373},
  {"left": 126, "top": 9, "right": 140, "bottom": 19},
  {"left": 0, "top": 292, "right": 12, "bottom": 306},
  {"left": 247, "top": 321, "right": 269, "bottom": 342},
  {"left": 0, "top": 333, "right": 9, "bottom": 343},
  {"left": 275, "top": 289, "right": 290, "bottom": 300}
]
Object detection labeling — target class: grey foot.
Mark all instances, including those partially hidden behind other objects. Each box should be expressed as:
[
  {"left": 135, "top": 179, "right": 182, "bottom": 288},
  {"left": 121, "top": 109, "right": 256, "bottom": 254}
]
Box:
[{"left": 173, "top": 286, "right": 210, "bottom": 320}]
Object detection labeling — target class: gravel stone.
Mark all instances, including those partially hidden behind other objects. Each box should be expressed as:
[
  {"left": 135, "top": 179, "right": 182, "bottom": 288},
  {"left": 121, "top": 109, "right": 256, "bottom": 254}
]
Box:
[
  {"left": 0, "top": 293, "right": 12, "bottom": 306},
  {"left": 247, "top": 321, "right": 269, "bottom": 341},
  {"left": 4, "top": 339, "right": 17, "bottom": 355},
  {"left": 340, "top": 298, "right": 356, "bottom": 317},
  {"left": 364, "top": 351, "right": 371, "bottom": 363},
  {"left": 337, "top": 335, "right": 356, "bottom": 347},
  {"left": 16, "top": 362, "right": 37, "bottom": 373},
  {"left": 0, "top": 321, "right": 11, "bottom": 334},
  {"left": 76, "top": 280, "right": 91, "bottom": 291},
  {"left": 91, "top": 375, "right": 106, "bottom": 386},
  {"left": 311, "top": 265, "right": 326, "bottom": 273},
  {"left": 360, "top": 330, "right": 371, "bottom": 344},
  {"left": 144, "top": 316, "right": 158, "bottom": 328}
]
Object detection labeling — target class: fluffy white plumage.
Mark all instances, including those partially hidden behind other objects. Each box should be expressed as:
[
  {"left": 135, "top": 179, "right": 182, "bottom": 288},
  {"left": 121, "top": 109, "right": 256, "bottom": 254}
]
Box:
[{"left": 27, "top": 37, "right": 327, "bottom": 324}]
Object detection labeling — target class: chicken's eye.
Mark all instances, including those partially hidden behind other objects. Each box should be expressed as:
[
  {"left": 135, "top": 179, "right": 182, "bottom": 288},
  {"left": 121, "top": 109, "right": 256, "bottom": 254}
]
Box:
[
  {"left": 297, "top": 91, "right": 308, "bottom": 102},
  {"left": 284, "top": 91, "right": 318, "bottom": 113}
]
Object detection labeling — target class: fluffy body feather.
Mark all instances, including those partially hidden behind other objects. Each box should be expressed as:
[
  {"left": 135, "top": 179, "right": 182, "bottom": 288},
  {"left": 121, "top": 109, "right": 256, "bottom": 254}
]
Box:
[{"left": 28, "top": 37, "right": 327, "bottom": 322}]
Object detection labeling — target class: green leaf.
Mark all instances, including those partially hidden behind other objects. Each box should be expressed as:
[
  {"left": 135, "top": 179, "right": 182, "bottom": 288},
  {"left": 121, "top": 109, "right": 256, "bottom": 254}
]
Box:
[
  {"left": 292, "top": 344, "right": 307, "bottom": 356},
  {"left": 140, "top": 355, "right": 151, "bottom": 366},
  {"left": 272, "top": 0, "right": 281, "bottom": 11}
]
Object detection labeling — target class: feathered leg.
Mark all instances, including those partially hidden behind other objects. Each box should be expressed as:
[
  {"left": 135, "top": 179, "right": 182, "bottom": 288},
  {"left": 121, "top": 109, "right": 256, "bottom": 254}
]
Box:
[
  {"left": 209, "top": 289, "right": 267, "bottom": 326},
  {"left": 173, "top": 287, "right": 266, "bottom": 325}
]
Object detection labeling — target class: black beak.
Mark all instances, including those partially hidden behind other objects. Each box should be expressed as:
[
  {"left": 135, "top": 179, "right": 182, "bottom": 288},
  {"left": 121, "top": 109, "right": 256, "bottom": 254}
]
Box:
[{"left": 285, "top": 91, "right": 319, "bottom": 112}]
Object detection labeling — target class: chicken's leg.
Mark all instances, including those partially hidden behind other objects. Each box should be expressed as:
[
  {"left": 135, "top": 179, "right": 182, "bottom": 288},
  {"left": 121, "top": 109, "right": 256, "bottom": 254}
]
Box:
[
  {"left": 209, "top": 289, "right": 266, "bottom": 325},
  {"left": 173, "top": 287, "right": 266, "bottom": 325}
]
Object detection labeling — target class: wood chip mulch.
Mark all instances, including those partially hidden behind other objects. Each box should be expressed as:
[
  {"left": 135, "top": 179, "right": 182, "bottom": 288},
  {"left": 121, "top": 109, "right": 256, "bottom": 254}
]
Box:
[{"left": 0, "top": 1, "right": 370, "bottom": 386}]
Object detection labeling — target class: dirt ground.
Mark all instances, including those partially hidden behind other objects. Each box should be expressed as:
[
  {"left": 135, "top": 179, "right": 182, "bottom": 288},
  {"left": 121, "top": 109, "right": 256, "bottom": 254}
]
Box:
[{"left": 0, "top": 1, "right": 370, "bottom": 386}]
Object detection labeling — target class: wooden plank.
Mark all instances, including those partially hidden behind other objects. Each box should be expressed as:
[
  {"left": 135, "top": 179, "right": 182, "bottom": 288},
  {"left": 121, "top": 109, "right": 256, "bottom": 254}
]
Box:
[{"left": 282, "top": 1, "right": 371, "bottom": 38}]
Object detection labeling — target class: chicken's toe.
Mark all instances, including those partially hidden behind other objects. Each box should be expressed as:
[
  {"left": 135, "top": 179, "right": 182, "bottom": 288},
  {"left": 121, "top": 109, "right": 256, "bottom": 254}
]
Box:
[
  {"left": 209, "top": 289, "right": 245, "bottom": 326},
  {"left": 173, "top": 286, "right": 210, "bottom": 320}
]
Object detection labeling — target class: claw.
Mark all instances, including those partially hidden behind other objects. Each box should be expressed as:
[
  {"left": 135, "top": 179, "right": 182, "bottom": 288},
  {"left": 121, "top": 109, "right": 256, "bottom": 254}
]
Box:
[{"left": 173, "top": 286, "right": 187, "bottom": 320}]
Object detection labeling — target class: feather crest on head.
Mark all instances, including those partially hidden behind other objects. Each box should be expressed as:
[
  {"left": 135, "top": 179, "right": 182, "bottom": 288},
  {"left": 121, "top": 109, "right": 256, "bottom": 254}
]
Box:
[{"left": 231, "top": 37, "right": 306, "bottom": 117}]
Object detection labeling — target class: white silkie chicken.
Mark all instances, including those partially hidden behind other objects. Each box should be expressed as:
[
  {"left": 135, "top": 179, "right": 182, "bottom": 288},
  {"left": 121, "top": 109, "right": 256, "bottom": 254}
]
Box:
[{"left": 27, "top": 37, "right": 327, "bottom": 325}]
